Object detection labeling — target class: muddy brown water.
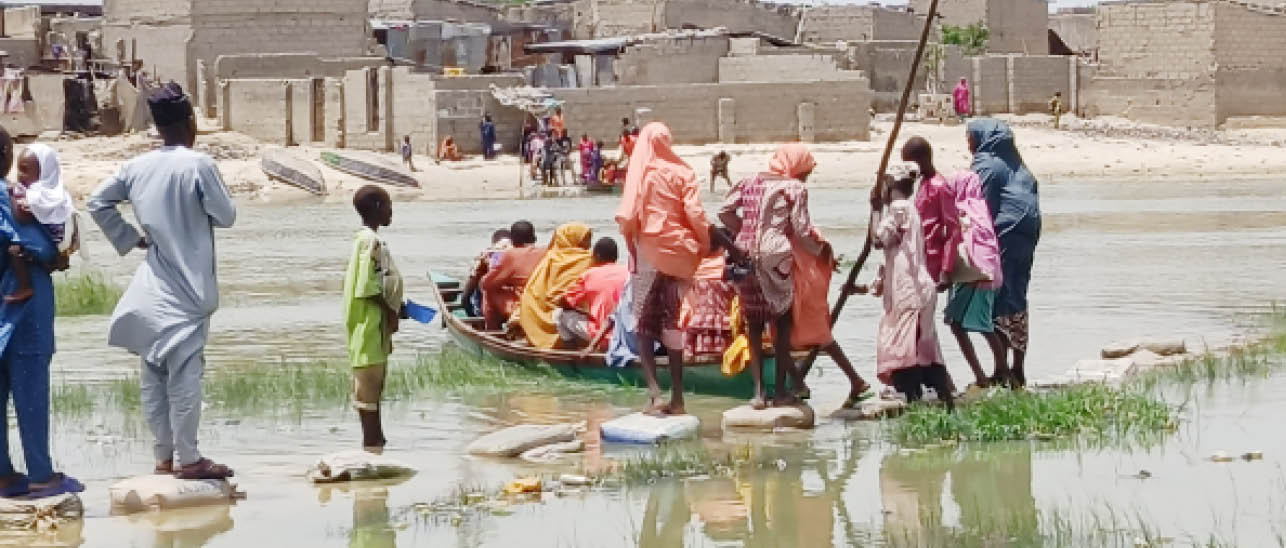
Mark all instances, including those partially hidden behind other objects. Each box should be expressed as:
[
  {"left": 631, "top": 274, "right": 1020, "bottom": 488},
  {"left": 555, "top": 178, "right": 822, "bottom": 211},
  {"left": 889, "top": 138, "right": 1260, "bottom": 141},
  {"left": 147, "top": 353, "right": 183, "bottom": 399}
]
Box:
[{"left": 31, "top": 177, "right": 1286, "bottom": 546}]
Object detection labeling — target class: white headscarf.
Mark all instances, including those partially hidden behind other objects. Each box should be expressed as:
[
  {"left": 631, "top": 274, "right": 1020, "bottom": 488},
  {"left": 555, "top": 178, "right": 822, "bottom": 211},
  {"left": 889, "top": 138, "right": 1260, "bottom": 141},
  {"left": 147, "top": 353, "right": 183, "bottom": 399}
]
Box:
[{"left": 22, "top": 143, "right": 75, "bottom": 225}]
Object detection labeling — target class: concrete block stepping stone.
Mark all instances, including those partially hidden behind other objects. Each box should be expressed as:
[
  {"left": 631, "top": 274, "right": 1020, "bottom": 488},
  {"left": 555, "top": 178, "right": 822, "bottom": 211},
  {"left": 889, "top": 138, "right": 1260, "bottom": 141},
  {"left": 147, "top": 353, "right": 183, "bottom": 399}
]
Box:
[
  {"left": 600, "top": 413, "right": 700, "bottom": 444},
  {"left": 721, "top": 404, "right": 815, "bottom": 431},
  {"left": 830, "top": 398, "right": 907, "bottom": 421},
  {"left": 307, "top": 451, "right": 416, "bottom": 484},
  {"left": 467, "top": 424, "right": 578, "bottom": 457},
  {"left": 519, "top": 440, "right": 585, "bottom": 463},
  {"left": 109, "top": 476, "right": 238, "bottom": 513}
]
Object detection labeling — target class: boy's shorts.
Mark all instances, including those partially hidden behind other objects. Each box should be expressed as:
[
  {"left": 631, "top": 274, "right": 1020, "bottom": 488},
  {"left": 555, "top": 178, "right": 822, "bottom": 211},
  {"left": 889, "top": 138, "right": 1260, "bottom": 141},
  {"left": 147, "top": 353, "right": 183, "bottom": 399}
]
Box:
[{"left": 352, "top": 364, "right": 387, "bottom": 412}]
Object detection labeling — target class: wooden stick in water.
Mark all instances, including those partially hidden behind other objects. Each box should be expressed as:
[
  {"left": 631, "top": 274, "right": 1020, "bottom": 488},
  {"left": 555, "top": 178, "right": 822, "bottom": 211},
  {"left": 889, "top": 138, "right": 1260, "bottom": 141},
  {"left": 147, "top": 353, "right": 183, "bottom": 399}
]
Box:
[{"left": 798, "top": 0, "right": 942, "bottom": 379}]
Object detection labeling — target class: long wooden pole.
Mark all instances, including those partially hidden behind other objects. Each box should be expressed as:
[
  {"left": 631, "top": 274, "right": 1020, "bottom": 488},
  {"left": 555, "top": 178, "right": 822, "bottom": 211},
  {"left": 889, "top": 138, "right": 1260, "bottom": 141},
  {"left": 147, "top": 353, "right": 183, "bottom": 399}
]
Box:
[{"left": 798, "top": 0, "right": 940, "bottom": 378}]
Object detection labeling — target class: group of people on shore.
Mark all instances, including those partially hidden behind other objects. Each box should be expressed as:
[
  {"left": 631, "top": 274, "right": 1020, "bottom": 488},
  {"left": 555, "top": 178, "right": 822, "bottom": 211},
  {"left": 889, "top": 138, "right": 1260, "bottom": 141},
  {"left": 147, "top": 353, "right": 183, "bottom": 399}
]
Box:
[{"left": 460, "top": 117, "right": 1042, "bottom": 416}]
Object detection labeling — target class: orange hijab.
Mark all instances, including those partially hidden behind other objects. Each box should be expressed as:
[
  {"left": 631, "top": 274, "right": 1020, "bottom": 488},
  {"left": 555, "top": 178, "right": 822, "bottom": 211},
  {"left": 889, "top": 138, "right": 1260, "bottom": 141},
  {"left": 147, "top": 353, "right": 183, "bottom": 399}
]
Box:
[
  {"left": 767, "top": 144, "right": 834, "bottom": 348},
  {"left": 614, "top": 122, "right": 695, "bottom": 249}
]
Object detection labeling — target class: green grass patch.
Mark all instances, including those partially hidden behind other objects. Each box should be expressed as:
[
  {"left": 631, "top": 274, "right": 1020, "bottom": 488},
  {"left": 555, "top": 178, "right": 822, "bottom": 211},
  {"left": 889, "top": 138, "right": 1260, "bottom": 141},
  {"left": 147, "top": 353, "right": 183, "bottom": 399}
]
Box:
[
  {"left": 889, "top": 385, "right": 1174, "bottom": 446},
  {"left": 51, "top": 383, "right": 93, "bottom": 416},
  {"left": 54, "top": 272, "right": 123, "bottom": 316},
  {"left": 54, "top": 347, "right": 636, "bottom": 417}
]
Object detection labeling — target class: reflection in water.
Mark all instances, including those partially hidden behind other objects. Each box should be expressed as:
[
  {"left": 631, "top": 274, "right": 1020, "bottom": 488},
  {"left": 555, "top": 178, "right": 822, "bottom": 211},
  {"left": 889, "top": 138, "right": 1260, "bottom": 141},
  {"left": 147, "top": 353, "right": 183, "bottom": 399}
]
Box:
[
  {"left": 126, "top": 505, "right": 234, "bottom": 548},
  {"left": 350, "top": 488, "right": 396, "bottom": 548},
  {"left": 880, "top": 444, "right": 1035, "bottom": 544},
  {"left": 318, "top": 481, "right": 405, "bottom": 548}
]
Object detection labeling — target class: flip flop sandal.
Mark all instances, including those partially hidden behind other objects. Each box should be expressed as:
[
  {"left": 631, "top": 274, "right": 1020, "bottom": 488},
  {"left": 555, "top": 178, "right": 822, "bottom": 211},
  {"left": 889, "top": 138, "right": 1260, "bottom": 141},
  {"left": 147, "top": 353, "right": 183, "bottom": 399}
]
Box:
[
  {"left": 794, "top": 387, "right": 812, "bottom": 401},
  {"left": 155, "top": 461, "right": 174, "bottom": 475},
  {"left": 23, "top": 474, "right": 83, "bottom": 499},
  {"left": 0, "top": 475, "right": 29, "bottom": 498},
  {"left": 175, "top": 459, "right": 235, "bottom": 480},
  {"left": 841, "top": 391, "right": 875, "bottom": 409}
]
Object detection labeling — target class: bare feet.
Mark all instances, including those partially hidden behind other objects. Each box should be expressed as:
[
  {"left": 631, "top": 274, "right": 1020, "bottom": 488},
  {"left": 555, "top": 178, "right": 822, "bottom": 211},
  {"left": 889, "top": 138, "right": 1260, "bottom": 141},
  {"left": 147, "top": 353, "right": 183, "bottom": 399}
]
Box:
[
  {"left": 4, "top": 287, "right": 32, "bottom": 303},
  {"left": 154, "top": 460, "right": 174, "bottom": 475},
  {"left": 749, "top": 396, "right": 767, "bottom": 411}
]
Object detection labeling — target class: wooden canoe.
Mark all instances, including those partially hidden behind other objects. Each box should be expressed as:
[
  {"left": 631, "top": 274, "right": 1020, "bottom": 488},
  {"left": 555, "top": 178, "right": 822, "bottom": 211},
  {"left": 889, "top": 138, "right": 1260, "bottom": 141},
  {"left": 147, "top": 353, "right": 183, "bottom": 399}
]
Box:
[
  {"left": 428, "top": 272, "right": 778, "bottom": 399},
  {"left": 320, "top": 151, "right": 421, "bottom": 188},
  {"left": 261, "top": 147, "right": 326, "bottom": 196}
]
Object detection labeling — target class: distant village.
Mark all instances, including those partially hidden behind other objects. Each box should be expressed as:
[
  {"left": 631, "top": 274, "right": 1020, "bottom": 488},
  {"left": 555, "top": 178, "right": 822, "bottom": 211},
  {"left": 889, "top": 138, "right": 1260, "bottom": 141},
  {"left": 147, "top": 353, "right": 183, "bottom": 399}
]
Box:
[{"left": 0, "top": 0, "right": 1282, "bottom": 158}]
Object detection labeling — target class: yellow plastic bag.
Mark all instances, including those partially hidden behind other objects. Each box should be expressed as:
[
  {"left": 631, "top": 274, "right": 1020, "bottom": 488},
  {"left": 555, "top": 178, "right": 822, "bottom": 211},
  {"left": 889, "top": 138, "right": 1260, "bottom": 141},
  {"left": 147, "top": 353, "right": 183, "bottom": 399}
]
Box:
[{"left": 503, "top": 477, "right": 542, "bottom": 495}]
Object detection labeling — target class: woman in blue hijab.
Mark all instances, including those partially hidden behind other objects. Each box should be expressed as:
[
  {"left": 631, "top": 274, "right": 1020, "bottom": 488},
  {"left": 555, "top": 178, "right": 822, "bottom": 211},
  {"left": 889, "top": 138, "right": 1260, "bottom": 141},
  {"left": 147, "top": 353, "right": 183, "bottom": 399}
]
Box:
[{"left": 966, "top": 119, "right": 1040, "bottom": 387}]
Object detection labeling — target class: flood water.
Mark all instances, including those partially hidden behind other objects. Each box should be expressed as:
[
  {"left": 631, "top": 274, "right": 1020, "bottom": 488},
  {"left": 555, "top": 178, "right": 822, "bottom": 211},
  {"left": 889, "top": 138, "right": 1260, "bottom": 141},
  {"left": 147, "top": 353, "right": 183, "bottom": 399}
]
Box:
[{"left": 31, "top": 176, "right": 1286, "bottom": 546}]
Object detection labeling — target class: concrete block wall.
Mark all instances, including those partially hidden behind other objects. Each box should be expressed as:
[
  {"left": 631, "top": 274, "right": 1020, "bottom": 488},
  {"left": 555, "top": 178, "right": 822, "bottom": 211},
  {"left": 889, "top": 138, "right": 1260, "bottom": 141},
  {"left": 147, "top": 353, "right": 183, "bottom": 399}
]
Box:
[
  {"left": 797, "top": 6, "right": 921, "bottom": 44},
  {"left": 971, "top": 55, "right": 1009, "bottom": 115},
  {"left": 1096, "top": 1, "right": 1215, "bottom": 79},
  {"left": 1008, "top": 56, "right": 1073, "bottom": 114},
  {"left": 615, "top": 36, "right": 729, "bottom": 85},
  {"left": 1216, "top": 68, "right": 1286, "bottom": 121},
  {"left": 3, "top": 7, "right": 41, "bottom": 38},
  {"left": 102, "top": 24, "right": 194, "bottom": 87},
  {"left": 549, "top": 79, "right": 870, "bottom": 145},
  {"left": 986, "top": 0, "right": 1049, "bottom": 54},
  {"left": 1213, "top": 3, "right": 1286, "bottom": 70},
  {"left": 105, "top": 0, "right": 192, "bottom": 24},
  {"left": 223, "top": 78, "right": 294, "bottom": 144},
  {"left": 717, "top": 54, "right": 864, "bottom": 83},
  {"left": 343, "top": 67, "right": 394, "bottom": 151},
  {"left": 214, "top": 54, "right": 385, "bottom": 80},
  {"left": 1082, "top": 75, "right": 1217, "bottom": 128},
  {"left": 27, "top": 74, "right": 64, "bottom": 132},
  {"left": 911, "top": 0, "right": 986, "bottom": 27},
  {"left": 664, "top": 0, "right": 800, "bottom": 40},
  {"left": 0, "top": 38, "right": 41, "bottom": 69},
  {"left": 325, "top": 77, "right": 345, "bottom": 148},
  {"left": 579, "top": 0, "right": 659, "bottom": 38},
  {"left": 369, "top": 0, "right": 413, "bottom": 19},
  {"left": 390, "top": 69, "right": 437, "bottom": 155},
  {"left": 1049, "top": 13, "right": 1097, "bottom": 55},
  {"left": 409, "top": 0, "right": 503, "bottom": 23}
]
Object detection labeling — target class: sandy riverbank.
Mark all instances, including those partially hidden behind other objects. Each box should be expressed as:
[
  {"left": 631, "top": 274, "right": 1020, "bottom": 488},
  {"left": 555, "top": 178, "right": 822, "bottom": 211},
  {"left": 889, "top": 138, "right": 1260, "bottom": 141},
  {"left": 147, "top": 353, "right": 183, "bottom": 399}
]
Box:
[{"left": 40, "top": 113, "right": 1286, "bottom": 206}]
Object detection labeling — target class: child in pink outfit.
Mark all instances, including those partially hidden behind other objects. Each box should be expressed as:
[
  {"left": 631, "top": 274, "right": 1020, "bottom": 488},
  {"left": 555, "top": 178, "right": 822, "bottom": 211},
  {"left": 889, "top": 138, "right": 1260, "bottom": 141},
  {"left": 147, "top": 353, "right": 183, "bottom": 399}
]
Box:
[{"left": 869, "top": 163, "right": 952, "bottom": 408}]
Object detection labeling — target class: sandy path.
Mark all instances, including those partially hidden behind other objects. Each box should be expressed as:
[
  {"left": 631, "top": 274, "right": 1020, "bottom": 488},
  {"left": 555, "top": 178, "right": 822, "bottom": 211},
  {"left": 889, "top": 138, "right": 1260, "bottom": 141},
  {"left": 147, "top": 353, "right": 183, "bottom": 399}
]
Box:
[{"left": 39, "top": 113, "right": 1286, "bottom": 207}]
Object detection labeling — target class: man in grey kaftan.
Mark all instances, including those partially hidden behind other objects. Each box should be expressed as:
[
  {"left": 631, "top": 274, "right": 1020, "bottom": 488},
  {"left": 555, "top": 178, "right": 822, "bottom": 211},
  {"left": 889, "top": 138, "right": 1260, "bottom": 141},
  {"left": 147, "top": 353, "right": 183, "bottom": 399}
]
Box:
[{"left": 87, "top": 84, "right": 237, "bottom": 477}]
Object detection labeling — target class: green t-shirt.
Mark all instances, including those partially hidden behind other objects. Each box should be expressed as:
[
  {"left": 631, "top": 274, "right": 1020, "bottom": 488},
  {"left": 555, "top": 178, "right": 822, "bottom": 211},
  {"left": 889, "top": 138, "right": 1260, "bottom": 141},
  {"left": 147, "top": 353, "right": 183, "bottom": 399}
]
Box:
[{"left": 343, "top": 228, "right": 402, "bottom": 368}]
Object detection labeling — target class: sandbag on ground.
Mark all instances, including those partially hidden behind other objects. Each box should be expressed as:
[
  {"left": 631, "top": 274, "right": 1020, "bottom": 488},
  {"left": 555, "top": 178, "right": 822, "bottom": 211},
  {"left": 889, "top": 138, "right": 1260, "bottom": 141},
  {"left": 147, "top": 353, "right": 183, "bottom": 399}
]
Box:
[
  {"left": 722, "top": 405, "right": 815, "bottom": 431},
  {"left": 520, "top": 440, "right": 585, "bottom": 463},
  {"left": 308, "top": 451, "right": 417, "bottom": 484},
  {"left": 0, "top": 493, "right": 82, "bottom": 530},
  {"left": 109, "top": 476, "right": 238, "bottom": 514},
  {"left": 600, "top": 413, "right": 700, "bottom": 444},
  {"left": 467, "top": 424, "right": 579, "bottom": 457}
]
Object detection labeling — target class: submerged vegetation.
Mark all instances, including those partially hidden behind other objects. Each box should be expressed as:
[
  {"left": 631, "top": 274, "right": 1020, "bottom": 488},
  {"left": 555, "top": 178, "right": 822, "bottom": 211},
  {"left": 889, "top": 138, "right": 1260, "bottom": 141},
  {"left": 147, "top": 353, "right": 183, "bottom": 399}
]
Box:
[
  {"left": 54, "top": 271, "right": 124, "bottom": 316},
  {"left": 51, "top": 347, "right": 636, "bottom": 417},
  {"left": 890, "top": 385, "right": 1173, "bottom": 445}
]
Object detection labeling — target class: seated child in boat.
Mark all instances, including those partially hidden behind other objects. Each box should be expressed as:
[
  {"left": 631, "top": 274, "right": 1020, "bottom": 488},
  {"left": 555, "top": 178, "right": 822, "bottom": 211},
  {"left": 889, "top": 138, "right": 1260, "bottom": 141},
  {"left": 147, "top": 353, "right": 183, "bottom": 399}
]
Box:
[
  {"left": 343, "top": 185, "right": 404, "bottom": 453},
  {"left": 461, "top": 228, "right": 512, "bottom": 317},
  {"left": 557, "top": 237, "right": 628, "bottom": 349},
  {"left": 7, "top": 144, "right": 76, "bottom": 302},
  {"left": 481, "top": 220, "right": 546, "bottom": 330},
  {"left": 868, "top": 165, "right": 953, "bottom": 409}
]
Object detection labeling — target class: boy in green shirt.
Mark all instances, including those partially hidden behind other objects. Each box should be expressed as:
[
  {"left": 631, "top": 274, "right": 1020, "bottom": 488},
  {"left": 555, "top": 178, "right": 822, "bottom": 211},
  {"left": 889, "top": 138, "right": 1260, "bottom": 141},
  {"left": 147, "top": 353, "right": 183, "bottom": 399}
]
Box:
[{"left": 343, "top": 185, "right": 403, "bottom": 454}]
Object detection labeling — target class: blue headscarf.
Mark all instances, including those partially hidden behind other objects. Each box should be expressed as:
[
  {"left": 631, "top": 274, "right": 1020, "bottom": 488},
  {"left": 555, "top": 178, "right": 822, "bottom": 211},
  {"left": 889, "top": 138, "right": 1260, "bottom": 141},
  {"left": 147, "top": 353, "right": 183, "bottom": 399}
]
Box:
[
  {"left": 968, "top": 119, "right": 1040, "bottom": 318},
  {"left": 967, "top": 119, "right": 1040, "bottom": 238}
]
